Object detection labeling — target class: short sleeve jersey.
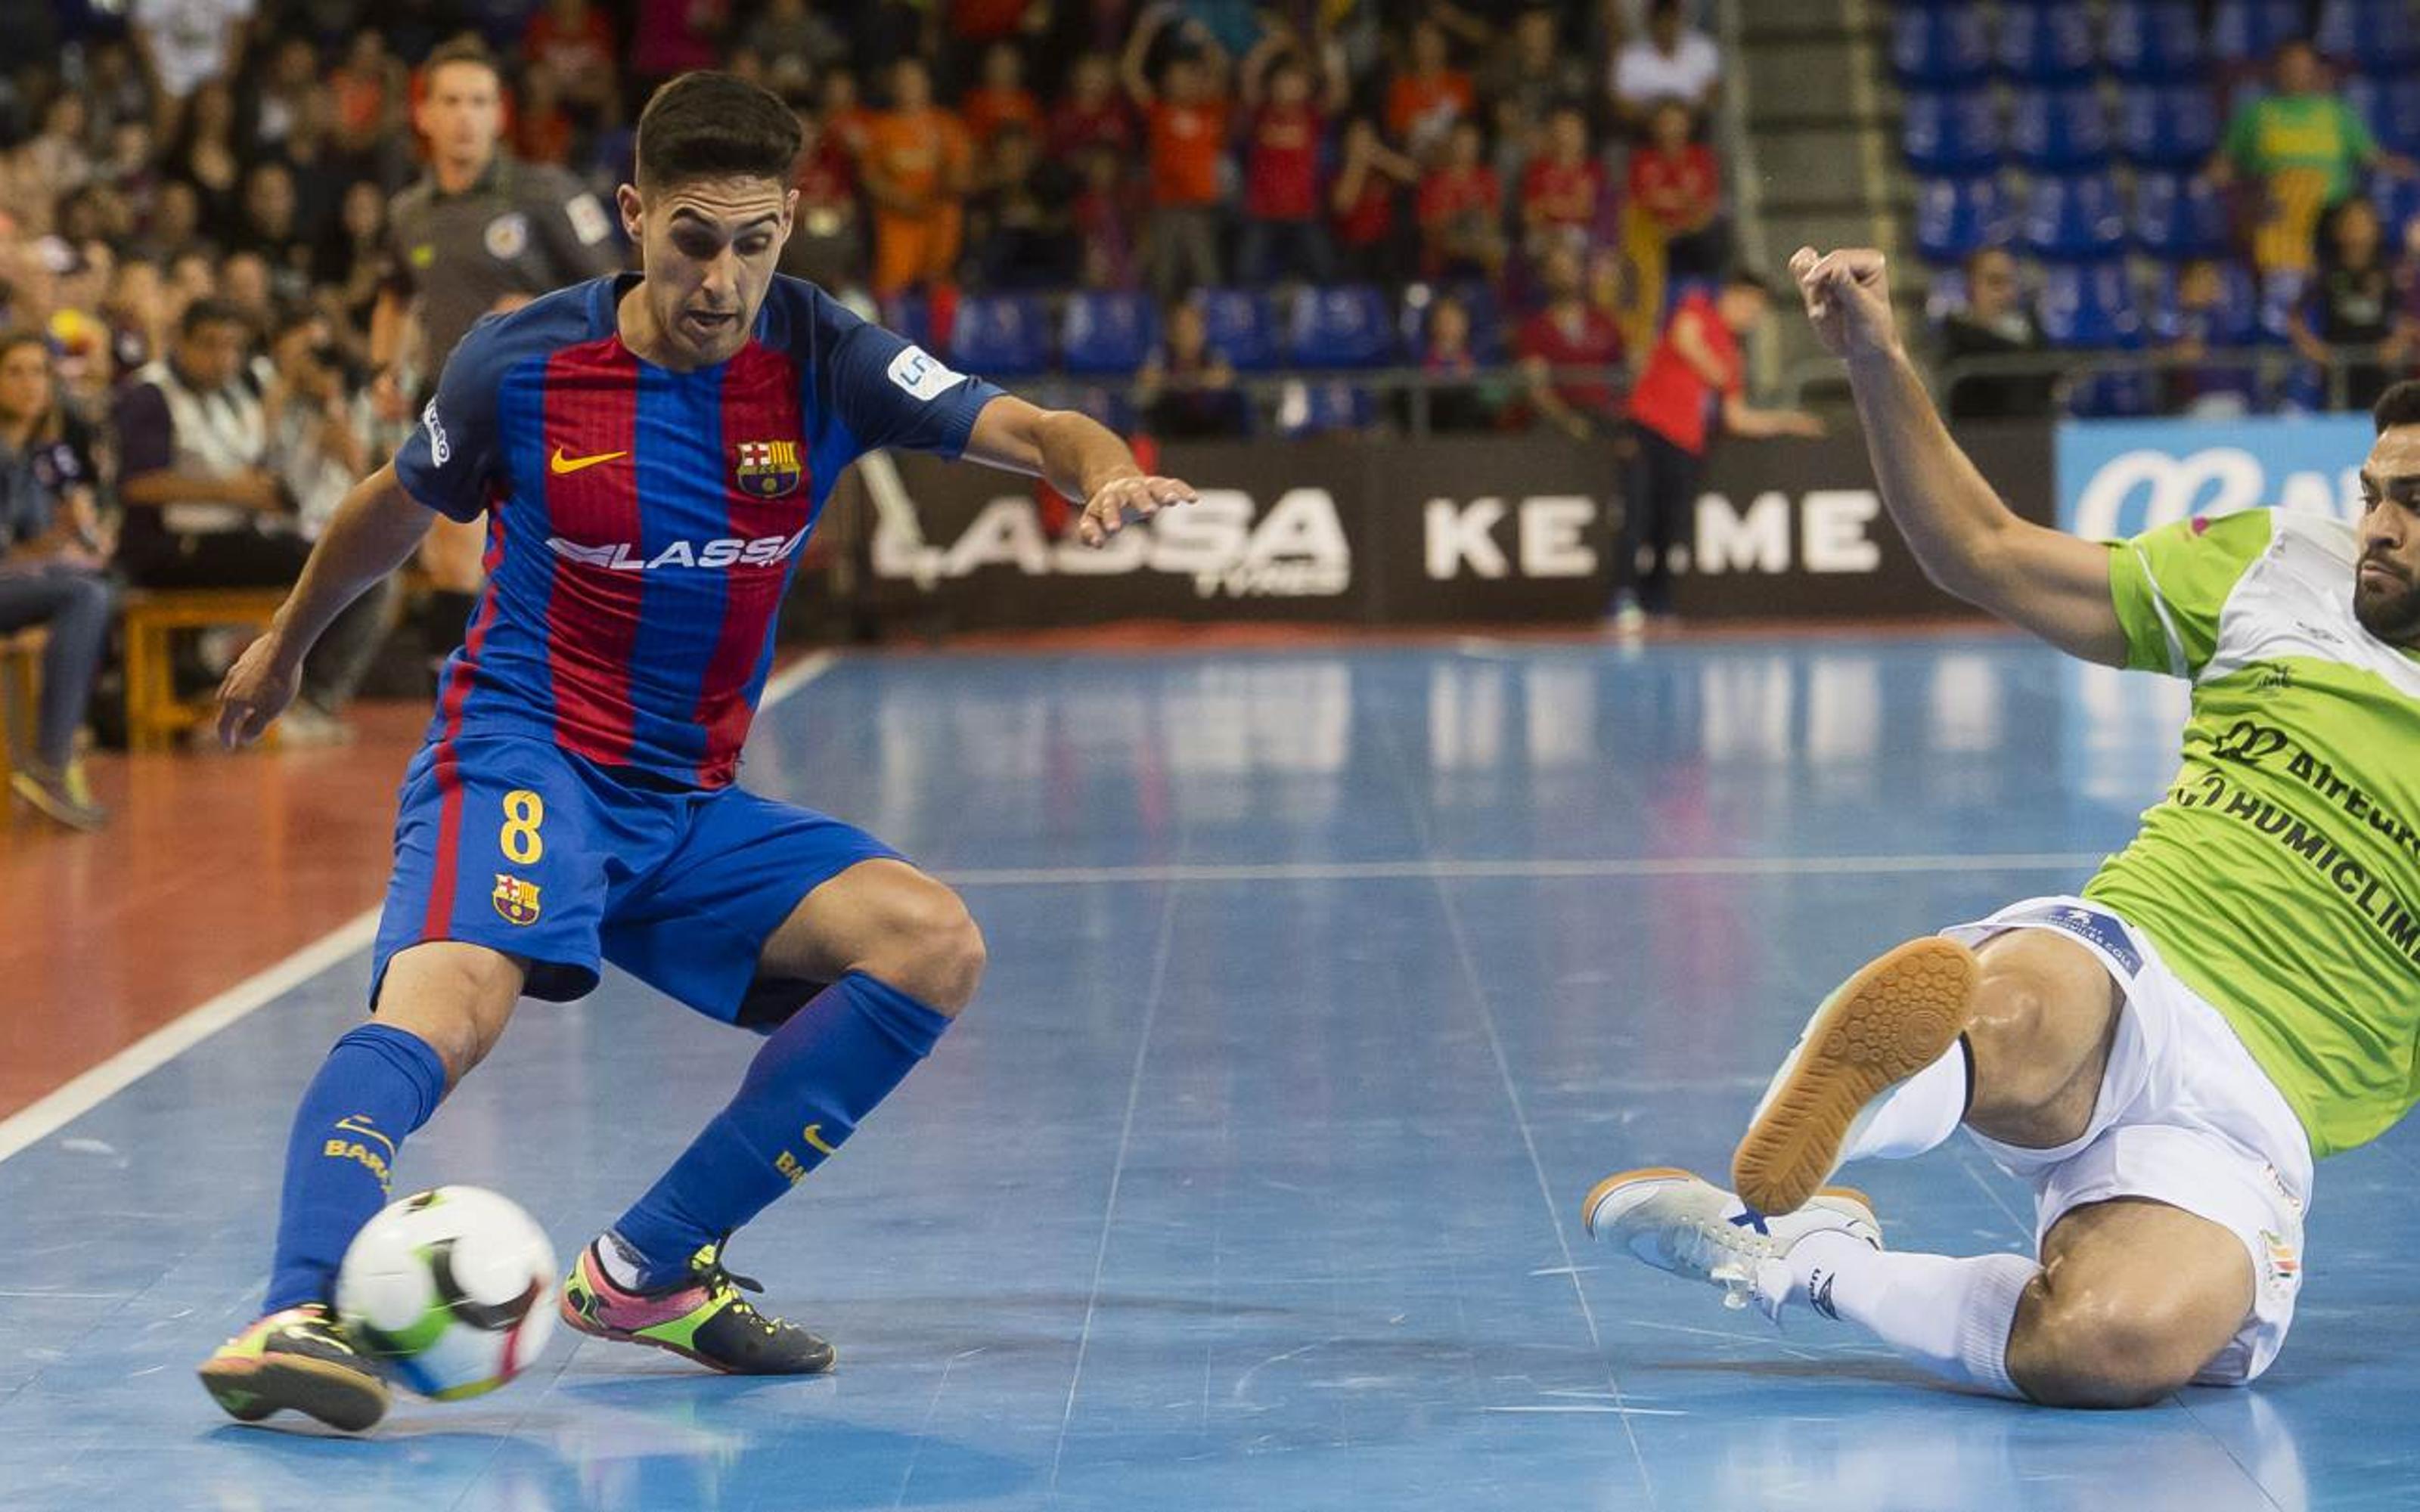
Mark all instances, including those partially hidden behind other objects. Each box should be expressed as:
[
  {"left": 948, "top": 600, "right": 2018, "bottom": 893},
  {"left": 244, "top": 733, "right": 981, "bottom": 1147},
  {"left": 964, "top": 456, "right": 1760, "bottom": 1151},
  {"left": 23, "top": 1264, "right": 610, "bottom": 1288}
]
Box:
[
  {"left": 2088, "top": 507, "right": 2420, "bottom": 1155},
  {"left": 392, "top": 274, "right": 1006, "bottom": 789},
  {"left": 387, "top": 157, "right": 623, "bottom": 370}
]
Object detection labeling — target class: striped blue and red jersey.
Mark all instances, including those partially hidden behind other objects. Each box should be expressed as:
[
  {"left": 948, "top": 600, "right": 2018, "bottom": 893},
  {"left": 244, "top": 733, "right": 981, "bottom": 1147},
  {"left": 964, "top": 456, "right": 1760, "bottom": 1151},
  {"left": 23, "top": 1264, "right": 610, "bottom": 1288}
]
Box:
[{"left": 392, "top": 274, "right": 1003, "bottom": 788}]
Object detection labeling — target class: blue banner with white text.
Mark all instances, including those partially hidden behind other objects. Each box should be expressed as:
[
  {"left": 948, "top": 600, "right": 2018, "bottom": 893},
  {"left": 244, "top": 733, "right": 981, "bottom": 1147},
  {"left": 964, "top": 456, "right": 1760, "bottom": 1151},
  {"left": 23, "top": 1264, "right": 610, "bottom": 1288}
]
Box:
[{"left": 2055, "top": 416, "right": 2372, "bottom": 539}]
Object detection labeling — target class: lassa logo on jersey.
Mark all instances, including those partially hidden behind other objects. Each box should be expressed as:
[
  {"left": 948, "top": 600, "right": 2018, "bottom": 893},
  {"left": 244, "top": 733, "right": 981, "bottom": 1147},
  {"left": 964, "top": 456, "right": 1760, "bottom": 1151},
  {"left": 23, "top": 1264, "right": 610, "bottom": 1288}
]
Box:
[{"left": 545, "top": 528, "right": 811, "bottom": 571}]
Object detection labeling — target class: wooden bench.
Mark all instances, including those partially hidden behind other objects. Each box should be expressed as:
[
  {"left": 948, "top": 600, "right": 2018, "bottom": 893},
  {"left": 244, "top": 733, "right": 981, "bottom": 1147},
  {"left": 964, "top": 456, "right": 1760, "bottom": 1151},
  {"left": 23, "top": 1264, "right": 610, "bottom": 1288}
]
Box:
[
  {"left": 1, "top": 624, "right": 44, "bottom": 795},
  {"left": 122, "top": 588, "right": 289, "bottom": 752}
]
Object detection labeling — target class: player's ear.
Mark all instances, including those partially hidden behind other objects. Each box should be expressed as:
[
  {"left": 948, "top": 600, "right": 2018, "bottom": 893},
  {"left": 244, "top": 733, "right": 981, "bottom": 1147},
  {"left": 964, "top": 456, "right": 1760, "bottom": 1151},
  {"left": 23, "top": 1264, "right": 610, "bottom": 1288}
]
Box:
[
  {"left": 779, "top": 187, "right": 799, "bottom": 237},
  {"left": 615, "top": 183, "right": 644, "bottom": 243}
]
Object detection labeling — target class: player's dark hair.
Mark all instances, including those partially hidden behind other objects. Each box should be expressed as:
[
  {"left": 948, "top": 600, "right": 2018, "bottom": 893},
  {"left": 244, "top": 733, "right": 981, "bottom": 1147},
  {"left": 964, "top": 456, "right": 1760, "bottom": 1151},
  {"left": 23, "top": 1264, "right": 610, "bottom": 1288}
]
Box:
[
  {"left": 422, "top": 35, "right": 500, "bottom": 83},
  {"left": 2373, "top": 380, "right": 2420, "bottom": 434},
  {"left": 1726, "top": 268, "right": 1775, "bottom": 299},
  {"left": 636, "top": 72, "right": 803, "bottom": 191},
  {"left": 179, "top": 297, "right": 250, "bottom": 338}
]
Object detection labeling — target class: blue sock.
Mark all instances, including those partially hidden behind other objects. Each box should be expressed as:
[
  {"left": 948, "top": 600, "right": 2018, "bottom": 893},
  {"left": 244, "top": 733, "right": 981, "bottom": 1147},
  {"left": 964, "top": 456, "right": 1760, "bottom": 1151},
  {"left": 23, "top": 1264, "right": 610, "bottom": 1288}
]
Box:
[
  {"left": 611, "top": 972, "right": 951, "bottom": 1287},
  {"left": 263, "top": 1024, "right": 448, "bottom": 1312}
]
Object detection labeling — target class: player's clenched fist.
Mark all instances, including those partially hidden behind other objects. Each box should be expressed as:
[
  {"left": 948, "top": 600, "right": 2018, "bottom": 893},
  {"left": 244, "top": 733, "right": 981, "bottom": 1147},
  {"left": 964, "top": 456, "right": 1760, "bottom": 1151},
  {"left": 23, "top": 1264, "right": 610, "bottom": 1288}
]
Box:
[
  {"left": 1078, "top": 473, "right": 1201, "bottom": 547},
  {"left": 1790, "top": 246, "right": 1900, "bottom": 362}
]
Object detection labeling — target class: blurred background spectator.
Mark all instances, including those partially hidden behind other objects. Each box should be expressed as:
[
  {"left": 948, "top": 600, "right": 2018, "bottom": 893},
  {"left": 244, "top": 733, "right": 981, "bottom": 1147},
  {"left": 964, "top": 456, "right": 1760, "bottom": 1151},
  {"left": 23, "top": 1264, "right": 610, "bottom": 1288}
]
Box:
[{"left": 1939, "top": 247, "right": 2055, "bottom": 422}]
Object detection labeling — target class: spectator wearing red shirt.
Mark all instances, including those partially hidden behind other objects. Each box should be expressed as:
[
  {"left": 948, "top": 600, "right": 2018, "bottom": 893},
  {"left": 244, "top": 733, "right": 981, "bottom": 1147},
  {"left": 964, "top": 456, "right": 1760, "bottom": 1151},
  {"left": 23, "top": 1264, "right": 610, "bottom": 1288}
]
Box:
[
  {"left": 780, "top": 107, "right": 864, "bottom": 291},
  {"left": 1627, "top": 98, "right": 1726, "bottom": 278},
  {"left": 1072, "top": 142, "right": 1143, "bottom": 289},
  {"left": 1237, "top": 31, "right": 1346, "bottom": 286},
  {"left": 1517, "top": 245, "right": 1627, "bottom": 438},
  {"left": 1615, "top": 272, "right": 1822, "bottom": 627},
  {"left": 630, "top": 0, "right": 729, "bottom": 93},
  {"left": 1331, "top": 116, "right": 1419, "bottom": 285},
  {"left": 1048, "top": 53, "right": 1137, "bottom": 160},
  {"left": 512, "top": 64, "right": 576, "bottom": 167},
  {"left": 1386, "top": 19, "right": 1475, "bottom": 164},
  {"left": 1417, "top": 118, "right": 1505, "bottom": 280},
  {"left": 1522, "top": 104, "right": 1607, "bottom": 257},
  {"left": 523, "top": 0, "right": 618, "bottom": 120},
  {"left": 959, "top": 41, "right": 1044, "bottom": 144},
  {"left": 1123, "top": 7, "right": 1233, "bottom": 301},
  {"left": 821, "top": 68, "right": 877, "bottom": 163}
]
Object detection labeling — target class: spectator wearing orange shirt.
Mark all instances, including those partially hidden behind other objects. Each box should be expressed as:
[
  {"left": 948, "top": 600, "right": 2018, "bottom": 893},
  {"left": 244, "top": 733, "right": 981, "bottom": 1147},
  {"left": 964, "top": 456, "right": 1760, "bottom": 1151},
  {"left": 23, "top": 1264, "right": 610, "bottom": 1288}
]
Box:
[
  {"left": 1522, "top": 104, "right": 1608, "bottom": 257},
  {"left": 1627, "top": 98, "right": 1725, "bottom": 277},
  {"left": 1385, "top": 19, "right": 1474, "bottom": 165},
  {"left": 862, "top": 57, "right": 975, "bottom": 296},
  {"left": 1123, "top": 7, "right": 1233, "bottom": 302},
  {"left": 1417, "top": 118, "right": 1505, "bottom": 280},
  {"left": 1237, "top": 30, "right": 1347, "bottom": 286},
  {"left": 960, "top": 41, "right": 1044, "bottom": 144},
  {"left": 523, "top": 0, "right": 619, "bottom": 120}
]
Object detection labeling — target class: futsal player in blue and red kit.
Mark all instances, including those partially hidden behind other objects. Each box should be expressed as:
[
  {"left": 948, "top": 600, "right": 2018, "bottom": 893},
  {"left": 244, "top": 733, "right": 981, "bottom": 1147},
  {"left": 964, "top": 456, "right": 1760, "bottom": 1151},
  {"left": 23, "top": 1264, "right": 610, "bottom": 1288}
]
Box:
[{"left": 197, "top": 71, "right": 1198, "bottom": 1432}]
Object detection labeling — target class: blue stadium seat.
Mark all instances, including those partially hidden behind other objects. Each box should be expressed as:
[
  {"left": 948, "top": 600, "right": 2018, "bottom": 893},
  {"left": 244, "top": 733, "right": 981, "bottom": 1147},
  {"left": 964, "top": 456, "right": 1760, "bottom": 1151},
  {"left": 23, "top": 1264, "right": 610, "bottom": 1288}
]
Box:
[
  {"left": 2209, "top": 0, "right": 2303, "bottom": 68},
  {"left": 2257, "top": 268, "right": 2309, "bottom": 345},
  {"left": 1903, "top": 90, "right": 2003, "bottom": 175},
  {"left": 945, "top": 293, "right": 1052, "bottom": 377},
  {"left": 2009, "top": 86, "right": 2111, "bottom": 172},
  {"left": 2131, "top": 170, "right": 2230, "bottom": 258},
  {"left": 1915, "top": 175, "right": 2013, "bottom": 264},
  {"left": 1060, "top": 290, "right": 1158, "bottom": 376},
  {"left": 1925, "top": 266, "right": 1969, "bottom": 324},
  {"left": 2118, "top": 85, "right": 2221, "bottom": 169},
  {"left": 1996, "top": 5, "right": 2096, "bottom": 83},
  {"left": 2021, "top": 172, "right": 2127, "bottom": 259},
  {"left": 1892, "top": 8, "right": 1991, "bottom": 87},
  {"left": 2150, "top": 261, "right": 2261, "bottom": 343},
  {"left": 2104, "top": 1, "right": 2205, "bottom": 82},
  {"left": 1288, "top": 286, "right": 1397, "bottom": 369},
  {"left": 1069, "top": 386, "right": 1139, "bottom": 436},
  {"left": 2317, "top": 0, "right": 2420, "bottom": 72},
  {"left": 1399, "top": 283, "right": 1508, "bottom": 364},
  {"left": 2344, "top": 76, "right": 2420, "bottom": 156},
  {"left": 2070, "top": 350, "right": 2159, "bottom": 418},
  {"left": 2371, "top": 170, "right": 2420, "bottom": 242},
  {"left": 1278, "top": 380, "right": 1376, "bottom": 437},
  {"left": 1193, "top": 288, "right": 1284, "bottom": 371},
  {"left": 2036, "top": 260, "right": 2139, "bottom": 347}
]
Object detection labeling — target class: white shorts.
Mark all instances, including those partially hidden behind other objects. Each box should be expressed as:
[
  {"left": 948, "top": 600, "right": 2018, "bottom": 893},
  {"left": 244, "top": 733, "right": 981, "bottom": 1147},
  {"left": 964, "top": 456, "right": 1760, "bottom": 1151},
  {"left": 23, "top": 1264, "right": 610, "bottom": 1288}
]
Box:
[{"left": 1941, "top": 897, "right": 2314, "bottom": 1386}]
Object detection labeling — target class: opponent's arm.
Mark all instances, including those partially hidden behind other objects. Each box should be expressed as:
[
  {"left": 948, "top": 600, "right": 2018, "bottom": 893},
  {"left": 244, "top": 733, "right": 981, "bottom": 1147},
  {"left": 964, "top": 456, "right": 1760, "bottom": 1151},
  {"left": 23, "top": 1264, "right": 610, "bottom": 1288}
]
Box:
[
  {"left": 216, "top": 462, "right": 434, "bottom": 746},
  {"left": 1793, "top": 245, "right": 2128, "bottom": 667},
  {"left": 960, "top": 395, "right": 1199, "bottom": 547}
]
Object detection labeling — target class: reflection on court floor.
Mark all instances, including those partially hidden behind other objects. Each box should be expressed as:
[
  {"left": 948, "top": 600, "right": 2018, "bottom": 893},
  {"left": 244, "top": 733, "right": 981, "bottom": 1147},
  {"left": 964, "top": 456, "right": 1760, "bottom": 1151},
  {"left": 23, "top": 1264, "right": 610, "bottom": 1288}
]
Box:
[{"left": 2, "top": 635, "right": 2403, "bottom": 1510}]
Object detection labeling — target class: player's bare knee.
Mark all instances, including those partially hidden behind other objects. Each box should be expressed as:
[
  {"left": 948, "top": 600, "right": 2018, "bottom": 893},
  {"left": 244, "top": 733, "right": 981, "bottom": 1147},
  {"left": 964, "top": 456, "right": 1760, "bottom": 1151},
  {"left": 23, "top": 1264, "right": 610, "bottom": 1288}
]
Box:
[
  {"left": 374, "top": 945, "right": 523, "bottom": 1085},
  {"left": 854, "top": 882, "right": 985, "bottom": 1015},
  {"left": 2012, "top": 1279, "right": 2208, "bottom": 1408}
]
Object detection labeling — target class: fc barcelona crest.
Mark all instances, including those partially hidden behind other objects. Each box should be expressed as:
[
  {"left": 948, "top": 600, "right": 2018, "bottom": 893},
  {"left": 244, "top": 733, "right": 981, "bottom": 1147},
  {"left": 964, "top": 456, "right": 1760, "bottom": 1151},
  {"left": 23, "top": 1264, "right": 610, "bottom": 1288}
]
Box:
[
  {"left": 733, "top": 438, "right": 803, "bottom": 499},
  {"left": 492, "top": 874, "right": 542, "bottom": 925}
]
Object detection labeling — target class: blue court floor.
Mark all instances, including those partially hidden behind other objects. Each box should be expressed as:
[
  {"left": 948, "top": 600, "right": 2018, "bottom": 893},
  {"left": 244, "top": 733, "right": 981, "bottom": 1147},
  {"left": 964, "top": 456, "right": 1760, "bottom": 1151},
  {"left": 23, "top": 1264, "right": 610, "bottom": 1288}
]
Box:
[{"left": 3, "top": 634, "right": 2413, "bottom": 1511}]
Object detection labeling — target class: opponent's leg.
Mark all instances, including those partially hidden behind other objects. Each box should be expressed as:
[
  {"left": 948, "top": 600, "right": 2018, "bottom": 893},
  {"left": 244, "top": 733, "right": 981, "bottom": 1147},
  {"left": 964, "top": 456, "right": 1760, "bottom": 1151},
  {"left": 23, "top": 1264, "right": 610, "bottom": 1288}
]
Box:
[
  {"left": 563, "top": 859, "right": 982, "bottom": 1374},
  {"left": 1733, "top": 928, "right": 2118, "bottom": 1214},
  {"left": 198, "top": 943, "right": 523, "bottom": 1430}
]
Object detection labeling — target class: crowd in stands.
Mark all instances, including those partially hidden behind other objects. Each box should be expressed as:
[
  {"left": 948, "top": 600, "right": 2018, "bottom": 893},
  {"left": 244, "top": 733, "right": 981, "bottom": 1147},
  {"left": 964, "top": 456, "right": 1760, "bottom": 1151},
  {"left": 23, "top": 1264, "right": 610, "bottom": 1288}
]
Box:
[
  {"left": 1900, "top": 0, "right": 2420, "bottom": 418},
  {"left": 0, "top": 0, "right": 1743, "bottom": 825}
]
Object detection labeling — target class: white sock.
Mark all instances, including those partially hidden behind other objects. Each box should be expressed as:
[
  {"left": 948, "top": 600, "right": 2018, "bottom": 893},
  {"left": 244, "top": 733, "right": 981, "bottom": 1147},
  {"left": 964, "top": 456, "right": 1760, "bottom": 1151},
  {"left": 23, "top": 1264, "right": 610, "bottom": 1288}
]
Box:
[
  {"left": 597, "top": 1229, "right": 650, "bottom": 1290},
  {"left": 1837, "top": 1039, "right": 1971, "bottom": 1164},
  {"left": 1789, "top": 1229, "right": 2034, "bottom": 1399}
]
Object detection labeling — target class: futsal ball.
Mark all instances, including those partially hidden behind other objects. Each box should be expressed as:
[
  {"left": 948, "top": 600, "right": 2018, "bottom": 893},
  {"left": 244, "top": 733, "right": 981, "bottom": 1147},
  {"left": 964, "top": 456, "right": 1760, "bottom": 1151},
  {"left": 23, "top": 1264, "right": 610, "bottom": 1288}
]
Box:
[{"left": 334, "top": 1185, "right": 559, "bottom": 1400}]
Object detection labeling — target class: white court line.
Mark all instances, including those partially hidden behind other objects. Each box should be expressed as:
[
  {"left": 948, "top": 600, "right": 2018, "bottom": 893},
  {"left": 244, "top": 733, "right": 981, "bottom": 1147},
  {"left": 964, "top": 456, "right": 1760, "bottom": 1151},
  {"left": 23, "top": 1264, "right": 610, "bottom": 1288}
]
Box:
[
  {"left": 943, "top": 853, "right": 2108, "bottom": 887},
  {"left": 0, "top": 652, "right": 844, "bottom": 1169},
  {"left": 0, "top": 911, "right": 380, "bottom": 1164}
]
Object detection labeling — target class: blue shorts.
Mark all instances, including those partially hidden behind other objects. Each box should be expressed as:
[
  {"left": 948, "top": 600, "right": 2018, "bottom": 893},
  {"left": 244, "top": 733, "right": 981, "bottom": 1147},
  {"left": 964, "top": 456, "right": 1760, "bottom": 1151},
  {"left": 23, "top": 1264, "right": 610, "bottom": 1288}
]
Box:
[{"left": 370, "top": 734, "right": 901, "bottom": 1024}]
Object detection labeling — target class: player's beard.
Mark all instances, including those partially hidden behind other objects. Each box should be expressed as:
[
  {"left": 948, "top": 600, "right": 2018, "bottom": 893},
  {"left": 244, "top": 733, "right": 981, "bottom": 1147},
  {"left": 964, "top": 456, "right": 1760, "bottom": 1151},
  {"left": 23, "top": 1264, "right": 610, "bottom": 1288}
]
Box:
[{"left": 2353, "top": 556, "right": 2420, "bottom": 641}]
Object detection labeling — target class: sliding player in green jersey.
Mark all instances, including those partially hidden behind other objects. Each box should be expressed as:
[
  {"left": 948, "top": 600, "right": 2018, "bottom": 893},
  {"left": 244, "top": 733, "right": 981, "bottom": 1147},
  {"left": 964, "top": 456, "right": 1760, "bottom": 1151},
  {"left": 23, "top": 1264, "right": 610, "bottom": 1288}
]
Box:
[{"left": 1585, "top": 243, "right": 2420, "bottom": 1407}]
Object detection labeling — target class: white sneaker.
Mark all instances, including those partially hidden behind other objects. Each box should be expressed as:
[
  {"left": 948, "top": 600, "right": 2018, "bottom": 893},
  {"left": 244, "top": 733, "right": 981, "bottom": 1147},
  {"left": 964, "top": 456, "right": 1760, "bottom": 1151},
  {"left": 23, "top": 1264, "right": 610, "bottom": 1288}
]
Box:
[
  {"left": 1581, "top": 1167, "right": 1880, "bottom": 1322},
  {"left": 1730, "top": 937, "right": 1976, "bottom": 1216}
]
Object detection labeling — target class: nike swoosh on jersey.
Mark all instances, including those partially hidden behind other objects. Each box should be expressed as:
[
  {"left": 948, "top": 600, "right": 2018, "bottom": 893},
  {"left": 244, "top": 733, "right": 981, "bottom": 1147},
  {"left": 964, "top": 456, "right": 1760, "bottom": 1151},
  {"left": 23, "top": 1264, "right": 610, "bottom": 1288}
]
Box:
[{"left": 550, "top": 446, "right": 629, "bottom": 475}]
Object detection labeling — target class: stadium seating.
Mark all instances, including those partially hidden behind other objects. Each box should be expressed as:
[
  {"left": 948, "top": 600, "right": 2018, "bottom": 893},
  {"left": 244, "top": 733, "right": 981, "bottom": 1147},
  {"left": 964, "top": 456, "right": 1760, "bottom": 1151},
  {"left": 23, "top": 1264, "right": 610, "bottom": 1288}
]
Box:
[
  {"left": 877, "top": 291, "right": 935, "bottom": 352},
  {"left": 1891, "top": 8, "right": 1991, "bottom": 88},
  {"left": 2257, "top": 268, "right": 2309, "bottom": 346},
  {"left": 2316, "top": 0, "right": 2420, "bottom": 73},
  {"left": 1401, "top": 283, "right": 1508, "bottom": 364},
  {"left": 1916, "top": 175, "right": 2013, "bottom": 264},
  {"left": 0, "top": 626, "right": 43, "bottom": 804},
  {"left": 2371, "top": 170, "right": 2420, "bottom": 240},
  {"left": 2021, "top": 172, "right": 2128, "bottom": 260},
  {"left": 1287, "top": 286, "right": 1397, "bottom": 369},
  {"left": 2149, "top": 261, "right": 2261, "bottom": 346},
  {"left": 2344, "top": 76, "right": 2420, "bottom": 156},
  {"left": 1278, "top": 380, "right": 1376, "bottom": 438},
  {"left": 1193, "top": 288, "right": 1285, "bottom": 371},
  {"left": 1060, "top": 290, "right": 1158, "bottom": 376},
  {"left": 2104, "top": 1, "right": 2205, "bottom": 82},
  {"left": 1996, "top": 5, "right": 2096, "bottom": 84},
  {"left": 122, "top": 590, "right": 287, "bottom": 753},
  {"left": 2131, "top": 169, "right": 2231, "bottom": 258},
  {"left": 945, "top": 293, "right": 1053, "bottom": 376},
  {"left": 2118, "top": 84, "right": 2221, "bottom": 169},
  {"left": 2207, "top": 0, "right": 2303, "bottom": 68},
  {"left": 2035, "top": 260, "right": 2139, "bottom": 347},
  {"left": 1903, "top": 90, "right": 2003, "bottom": 176},
  {"left": 2009, "top": 85, "right": 2111, "bottom": 172}
]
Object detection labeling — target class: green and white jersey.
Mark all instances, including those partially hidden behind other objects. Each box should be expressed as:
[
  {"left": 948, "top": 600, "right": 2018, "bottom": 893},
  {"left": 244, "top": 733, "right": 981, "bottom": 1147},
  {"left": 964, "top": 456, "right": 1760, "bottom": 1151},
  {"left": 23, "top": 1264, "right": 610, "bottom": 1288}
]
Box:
[{"left": 2089, "top": 507, "right": 2420, "bottom": 1156}]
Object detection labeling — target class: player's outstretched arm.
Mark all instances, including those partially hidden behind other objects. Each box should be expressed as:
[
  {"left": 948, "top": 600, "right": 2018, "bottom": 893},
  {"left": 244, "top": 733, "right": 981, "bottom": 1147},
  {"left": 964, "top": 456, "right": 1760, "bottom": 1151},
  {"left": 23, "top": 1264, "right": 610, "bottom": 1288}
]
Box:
[
  {"left": 216, "top": 463, "right": 435, "bottom": 748},
  {"left": 960, "top": 395, "right": 1200, "bottom": 548},
  {"left": 1793, "top": 246, "right": 2130, "bottom": 667}
]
